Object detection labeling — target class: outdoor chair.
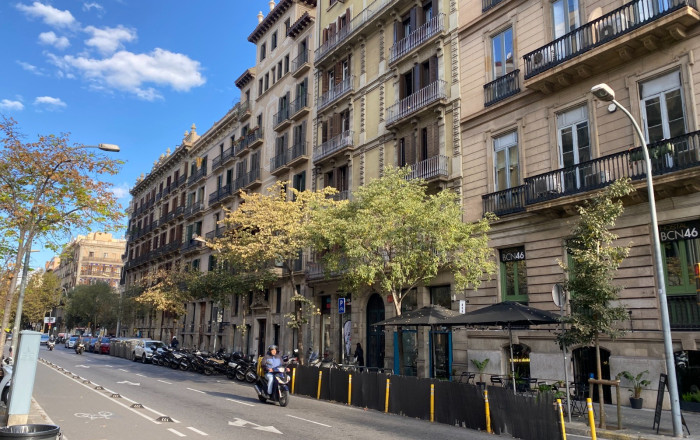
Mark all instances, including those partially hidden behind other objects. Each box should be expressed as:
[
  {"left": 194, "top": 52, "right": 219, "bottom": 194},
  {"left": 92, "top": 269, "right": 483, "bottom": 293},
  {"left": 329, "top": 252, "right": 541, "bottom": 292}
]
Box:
[
  {"left": 490, "top": 375, "right": 503, "bottom": 386},
  {"left": 458, "top": 372, "right": 475, "bottom": 384}
]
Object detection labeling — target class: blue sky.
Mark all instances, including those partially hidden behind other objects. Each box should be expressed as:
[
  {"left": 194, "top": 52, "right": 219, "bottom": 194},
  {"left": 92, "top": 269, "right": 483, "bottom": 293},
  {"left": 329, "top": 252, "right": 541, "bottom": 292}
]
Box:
[{"left": 0, "top": 1, "right": 272, "bottom": 269}]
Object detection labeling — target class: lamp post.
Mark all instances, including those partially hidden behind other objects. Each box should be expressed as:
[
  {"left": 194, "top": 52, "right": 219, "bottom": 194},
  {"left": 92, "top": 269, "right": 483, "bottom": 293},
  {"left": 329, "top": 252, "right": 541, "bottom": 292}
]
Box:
[{"left": 591, "top": 84, "right": 682, "bottom": 437}]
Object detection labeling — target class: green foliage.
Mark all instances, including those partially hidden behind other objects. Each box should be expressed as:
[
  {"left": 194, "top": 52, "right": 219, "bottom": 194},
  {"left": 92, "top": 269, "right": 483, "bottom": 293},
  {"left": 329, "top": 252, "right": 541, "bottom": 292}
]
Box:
[
  {"left": 22, "top": 270, "right": 61, "bottom": 325},
  {"left": 135, "top": 269, "right": 195, "bottom": 316},
  {"left": 616, "top": 370, "right": 651, "bottom": 398},
  {"left": 186, "top": 268, "right": 277, "bottom": 306},
  {"left": 557, "top": 178, "right": 634, "bottom": 348},
  {"left": 682, "top": 391, "right": 700, "bottom": 403},
  {"left": 64, "top": 282, "right": 118, "bottom": 331},
  {"left": 471, "top": 358, "right": 490, "bottom": 383}
]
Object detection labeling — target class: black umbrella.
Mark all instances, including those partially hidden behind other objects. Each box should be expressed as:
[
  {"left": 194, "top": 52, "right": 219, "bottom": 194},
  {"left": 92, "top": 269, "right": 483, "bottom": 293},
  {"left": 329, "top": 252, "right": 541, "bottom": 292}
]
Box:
[
  {"left": 372, "top": 304, "right": 462, "bottom": 326},
  {"left": 443, "top": 301, "right": 560, "bottom": 392}
]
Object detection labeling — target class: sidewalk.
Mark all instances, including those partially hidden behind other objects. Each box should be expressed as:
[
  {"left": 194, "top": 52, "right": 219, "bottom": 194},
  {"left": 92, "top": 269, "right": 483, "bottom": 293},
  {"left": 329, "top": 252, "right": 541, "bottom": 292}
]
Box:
[{"left": 564, "top": 403, "right": 697, "bottom": 439}]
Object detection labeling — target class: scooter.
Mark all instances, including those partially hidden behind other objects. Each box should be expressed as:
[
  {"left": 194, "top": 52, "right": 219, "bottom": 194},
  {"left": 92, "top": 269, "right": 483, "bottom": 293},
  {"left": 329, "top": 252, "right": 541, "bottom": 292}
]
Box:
[
  {"left": 253, "top": 365, "right": 290, "bottom": 407},
  {"left": 47, "top": 340, "right": 55, "bottom": 351},
  {"left": 75, "top": 341, "right": 85, "bottom": 355},
  {"left": 0, "top": 358, "right": 13, "bottom": 404}
]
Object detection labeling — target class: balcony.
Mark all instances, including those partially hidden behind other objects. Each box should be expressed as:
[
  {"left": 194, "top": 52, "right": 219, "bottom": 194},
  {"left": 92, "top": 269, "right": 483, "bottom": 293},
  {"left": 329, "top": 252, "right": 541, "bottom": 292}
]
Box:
[
  {"left": 234, "top": 138, "right": 248, "bottom": 157},
  {"left": 482, "top": 0, "right": 506, "bottom": 12},
  {"left": 330, "top": 189, "right": 351, "bottom": 201},
  {"left": 292, "top": 50, "right": 311, "bottom": 78},
  {"left": 406, "top": 155, "right": 449, "bottom": 181},
  {"left": 181, "top": 239, "right": 204, "bottom": 255},
  {"left": 290, "top": 94, "right": 310, "bottom": 120},
  {"left": 247, "top": 128, "right": 264, "bottom": 149},
  {"left": 523, "top": 0, "right": 699, "bottom": 94},
  {"left": 270, "top": 150, "right": 290, "bottom": 176},
  {"left": 221, "top": 146, "right": 236, "bottom": 166},
  {"left": 205, "top": 227, "right": 227, "bottom": 240},
  {"left": 318, "top": 76, "right": 354, "bottom": 111},
  {"left": 484, "top": 70, "right": 521, "bottom": 107},
  {"left": 184, "top": 201, "right": 205, "bottom": 219},
  {"left": 237, "top": 100, "right": 251, "bottom": 121},
  {"left": 386, "top": 80, "right": 447, "bottom": 126},
  {"left": 313, "top": 130, "right": 354, "bottom": 163},
  {"left": 482, "top": 129, "right": 700, "bottom": 217},
  {"left": 389, "top": 14, "right": 445, "bottom": 64},
  {"left": 274, "top": 107, "right": 291, "bottom": 132},
  {"left": 244, "top": 168, "right": 262, "bottom": 190},
  {"left": 187, "top": 167, "right": 207, "bottom": 186},
  {"left": 288, "top": 141, "right": 309, "bottom": 167},
  {"left": 176, "top": 174, "right": 187, "bottom": 188},
  {"left": 208, "top": 183, "right": 233, "bottom": 205}
]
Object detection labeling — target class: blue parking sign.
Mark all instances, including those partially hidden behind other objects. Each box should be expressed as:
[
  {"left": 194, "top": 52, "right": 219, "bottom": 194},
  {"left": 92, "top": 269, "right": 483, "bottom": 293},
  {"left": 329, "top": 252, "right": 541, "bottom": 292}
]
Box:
[{"left": 338, "top": 298, "right": 345, "bottom": 314}]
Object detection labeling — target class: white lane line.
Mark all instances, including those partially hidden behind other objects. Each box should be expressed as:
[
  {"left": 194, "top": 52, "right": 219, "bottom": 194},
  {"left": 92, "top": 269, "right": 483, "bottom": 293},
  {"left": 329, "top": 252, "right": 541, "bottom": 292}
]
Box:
[
  {"left": 118, "top": 368, "right": 128, "bottom": 372},
  {"left": 186, "top": 387, "right": 205, "bottom": 394},
  {"left": 186, "top": 427, "right": 208, "bottom": 436},
  {"left": 226, "top": 398, "right": 254, "bottom": 407},
  {"left": 286, "top": 414, "right": 331, "bottom": 427},
  {"left": 136, "top": 373, "right": 146, "bottom": 377},
  {"left": 168, "top": 428, "right": 187, "bottom": 437},
  {"left": 158, "top": 379, "right": 173, "bottom": 385}
]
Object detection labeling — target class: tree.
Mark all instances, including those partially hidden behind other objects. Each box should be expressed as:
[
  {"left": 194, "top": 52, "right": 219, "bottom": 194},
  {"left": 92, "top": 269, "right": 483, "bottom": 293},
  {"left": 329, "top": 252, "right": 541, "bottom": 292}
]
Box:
[
  {"left": 0, "top": 116, "right": 123, "bottom": 352},
  {"left": 557, "top": 177, "right": 634, "bottom": 428},
  {"left": 22, "top": 270, "right": 61, "bottom": 329},
  {"left": 309, "top": 167, "right": 495, "bottom": 373},
  {"left": 210, "top": 182, "right": 341, "bottom": 361},
  {"left": 64, "top": 283, "right": 119, "bottom": 333}
]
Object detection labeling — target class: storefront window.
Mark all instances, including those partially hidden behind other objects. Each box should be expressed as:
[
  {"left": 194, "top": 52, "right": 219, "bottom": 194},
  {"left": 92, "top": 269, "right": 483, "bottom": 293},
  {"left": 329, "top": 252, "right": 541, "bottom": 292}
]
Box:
[
  {"left": 660, "top": 221, "right": 700, "bottom": 295},
  {"left": 430, "top": 285, "right": 451, "bottom": 308},
  {"left": 500, "top": 247, "right": 528, "bottom": 303}
]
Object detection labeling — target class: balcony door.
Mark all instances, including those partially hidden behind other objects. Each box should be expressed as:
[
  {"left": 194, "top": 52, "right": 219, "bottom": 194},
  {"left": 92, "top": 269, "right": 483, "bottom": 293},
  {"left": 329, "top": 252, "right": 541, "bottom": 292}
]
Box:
[
  {"left": 494, "top": 131, "right": 519, "bottom": 191},
  {"left": 640, "top": 70, "right": 686, "bottom": 143},
  {"left": 557, "top": 105, "right": 591, "bottom": 192},
  {"left": 491, "top": 27, "right": 514, "bottom": 80},
  {"left": 552, "top": 0, "right": 581, "bottom": 59}
]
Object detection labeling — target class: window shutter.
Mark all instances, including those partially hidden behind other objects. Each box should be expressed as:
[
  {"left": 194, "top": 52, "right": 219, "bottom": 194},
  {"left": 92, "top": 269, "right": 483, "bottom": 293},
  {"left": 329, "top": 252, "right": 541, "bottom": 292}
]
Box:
[
  {"left": 322, "top": 71, "right": 329, "bottom": 95},
  {"left": 429, "top": 55, "right": 438, "bottom": 84},
  {"left": 322, "top": 28, "right": 328, "bottom": 44},
  {"left": 322, "top": 120, "right": 328, "bottom": 143},
  {"left": 399, "top": 73, "right": 407, "bottom": 99},
  {"left": 394, "top": 20, "right": 404, "bottom": 43},
  {"left": 410, "top": 7, "right": 417, "bottom": 32},
  {"left": 413, "top": 64, "right": 421, "bottom": 94},
  {"left": 334, "top": 62, "right": 342, "bottom": 85},
  {"left": 406, "top": 133, "right": 416, "bottom": 165},
  {"left": 428, "top": 122, "right": 440, "bottom": 158},
  {"left": 333, "top": 113, "right": 342, "bottom": 136},
  {"left": 329, "top": 23, "right": 337, "bottom": 37},
  {"left": 301, "top": 121, "right": 307, "bottom": 143}
]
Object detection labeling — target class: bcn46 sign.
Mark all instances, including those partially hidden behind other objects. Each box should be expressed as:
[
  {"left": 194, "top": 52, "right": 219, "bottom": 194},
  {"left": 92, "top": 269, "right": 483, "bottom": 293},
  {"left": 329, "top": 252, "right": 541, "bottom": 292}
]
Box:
[{"left": 659, "top": 221, "right": 700, "bottom": 243}]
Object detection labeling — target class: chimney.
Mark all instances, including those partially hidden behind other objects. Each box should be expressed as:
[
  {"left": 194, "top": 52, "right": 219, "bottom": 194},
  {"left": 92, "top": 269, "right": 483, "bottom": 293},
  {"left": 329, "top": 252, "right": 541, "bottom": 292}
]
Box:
[
  {"left": 269, "top": 1, "right": 276, "bottom": 12},
  {"left": 257, "top": 11, "right": 263, "bottom": 23}
]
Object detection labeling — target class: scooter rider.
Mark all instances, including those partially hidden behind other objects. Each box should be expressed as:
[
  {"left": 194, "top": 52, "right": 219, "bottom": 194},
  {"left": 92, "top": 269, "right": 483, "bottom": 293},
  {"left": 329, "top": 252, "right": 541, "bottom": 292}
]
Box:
[{"left": 262, "top": 345, "right": 282, "bottom": 397}]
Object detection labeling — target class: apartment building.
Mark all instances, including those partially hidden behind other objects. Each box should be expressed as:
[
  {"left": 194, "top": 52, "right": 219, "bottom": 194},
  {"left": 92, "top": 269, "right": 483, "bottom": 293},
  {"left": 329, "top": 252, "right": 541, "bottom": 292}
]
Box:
[
  {"left": 123, "top": 0, "right": 317, "bottom": 354},
  {"left": 459, "top": 0, "right": 700, "bottom": 406},
  {"left": 56, "top": 232, "right": 126, "bottom": 291},
  {"left": 307, "top": 0, "right": 462, "bottom": 374}
]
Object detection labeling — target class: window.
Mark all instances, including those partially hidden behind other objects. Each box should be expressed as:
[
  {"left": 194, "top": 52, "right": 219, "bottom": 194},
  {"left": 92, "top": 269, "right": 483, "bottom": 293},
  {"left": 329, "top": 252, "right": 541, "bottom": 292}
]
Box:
[
  {"left": 398, "top": 138, "right": 407, "bottom": 167},
  {"left": 557, "top": 105, "right": 590, "bottom": 191},
  {"left": 284, "top": 18, "right": 291, "bottom": 34},
  {"left": 552, "top": 0, "right": 581, "bottom": 58},
  {"left": 640, "top": 70, "right": 686, "bottom": 143},
  {"left": 492, "top": 27, "right": 514, "bottom": 79},
  {"left": 276, "top": 287, "right": 282, "bottom": 313},
  {"left": 264, "top": 72, "right": 269, "bottom": 91},
  {"left": 260, "top": 43, "right": 266, "bottom": 61},
  {"left": 430, "top": 285, "right": 451, "bottom": 308},
  {"left": 258, "top": 78, "right": 263, "bottom": 96},
  {"left": 257, "top": 114, "right": 263, "bottom": 128},
  {"left": 494, "top": 131, "right": 519, "bottom": 191},
  {"left": 660, "top": 221, "right": 700, "bottom": 295},
  {"left": 278, "top": 61, "right": 283, "bottom": 80},
  {"left": 500, "top": 247, "right": 528, "bottom": 303},
  {"left": 293, "top": 171, "right": 306, "bottom": 193},
  {"left": 284, "top": 55, "right": 289, "bottom": 74},
  {"left": 271, "top": 31, "right": 278, "bottom": 50}
]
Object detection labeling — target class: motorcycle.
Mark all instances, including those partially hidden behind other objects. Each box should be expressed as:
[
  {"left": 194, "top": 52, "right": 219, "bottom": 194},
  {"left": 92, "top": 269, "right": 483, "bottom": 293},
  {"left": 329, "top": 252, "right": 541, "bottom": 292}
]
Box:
[
  {"left": 47, "top": 340, "right": 55, "bottom": 351},
  {"left": 227, "top": 352, "right": 256, "bottom": 382},
  {"left": 75, "top": 341, "right": 85, "bottom": 355},
  {"left": 1, "top": 358, "right": 13, "bottom": 404},
  {"left": 253, "top": 364, "right": 290, "bottom": 407}
]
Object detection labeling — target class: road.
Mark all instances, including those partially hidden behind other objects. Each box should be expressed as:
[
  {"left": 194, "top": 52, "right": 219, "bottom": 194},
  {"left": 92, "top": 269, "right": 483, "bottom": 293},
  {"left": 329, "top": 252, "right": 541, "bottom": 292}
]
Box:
[{"left": 34, "top": 345, "right": 511, "bottom": 440}]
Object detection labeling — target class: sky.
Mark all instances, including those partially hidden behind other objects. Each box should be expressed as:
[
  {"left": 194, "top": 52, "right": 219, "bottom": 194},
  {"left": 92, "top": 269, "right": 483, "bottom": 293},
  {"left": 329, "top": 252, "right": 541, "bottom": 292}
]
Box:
[{"left": 0, "top": 0, "right": 274, "bottom": 270}]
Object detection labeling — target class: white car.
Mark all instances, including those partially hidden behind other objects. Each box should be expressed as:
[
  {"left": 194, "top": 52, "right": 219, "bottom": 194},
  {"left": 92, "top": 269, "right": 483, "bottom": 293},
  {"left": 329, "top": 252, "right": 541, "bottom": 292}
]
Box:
[
  {"left": 133, "top": 340, "right": 166, "bottom": 363},
  {"left": 65, "top": 335, "right": 78, "bottom": 348}
]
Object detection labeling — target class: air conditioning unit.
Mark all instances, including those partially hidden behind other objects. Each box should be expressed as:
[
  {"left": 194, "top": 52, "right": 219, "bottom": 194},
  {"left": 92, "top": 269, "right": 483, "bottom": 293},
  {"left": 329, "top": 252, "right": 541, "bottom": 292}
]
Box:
[
  {"left": 533, "top": 175, "right": 561, "bottom": 198},
  {"left": 596, "top": 14, "right": 628, "bottom": 42}
]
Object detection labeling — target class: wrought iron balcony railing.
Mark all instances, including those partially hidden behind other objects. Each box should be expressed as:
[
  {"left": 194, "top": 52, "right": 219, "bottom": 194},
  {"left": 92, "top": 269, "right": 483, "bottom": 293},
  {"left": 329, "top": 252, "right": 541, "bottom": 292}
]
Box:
[
  {"left": 482, "top": 129, "right": 700, "bottom": 217},
  {"left": 386, "top": 80, "right": 446, "bottom": 126},
  {"left": 313, "top": 130, "right": 354, "bottom": 162},
  {"left": 274, "top": 106, "right": 290, "bottom": 128},
  {"left": 270, "top": 150, "right": 289, "bottom": 172},
  {"left": 208, "top": 184, "right": 233, "bottom": 204},
  {"left": 484, "top": 70, "right": 520, "bottom": 106},
  {"left": 482, "top": 0, "right": 506, "bottom": 12},
  {"left": 524, "top": 0, "right": 697, "bottom": 79},
  {"left": 318, "top": 76, "right": 354, "bottom": 111},
  {"left": 291, "top": 50, "right": 309, "bottom": 73},
  {"left": 406, "top": 155, "right": 449, "bottom": 180},
  {"left": 290, "top": 94, "right": 309, "bottom": 117},
  {"left": 389, "top": 14, "right": 445, "bottom": 64},
  {"left": 290, "top": 141, "right": 307, "bottom": 162}
]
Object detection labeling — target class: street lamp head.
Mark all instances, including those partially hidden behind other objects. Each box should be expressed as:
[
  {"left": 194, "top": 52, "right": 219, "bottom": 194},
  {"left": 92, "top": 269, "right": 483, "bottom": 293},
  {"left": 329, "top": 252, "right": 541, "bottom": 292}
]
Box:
[
  {"left": 97, "top": 143, "right": 120, "bottom": 152},
  {"left": 591, "top": 83, "right": 616, "bottom": 102}
]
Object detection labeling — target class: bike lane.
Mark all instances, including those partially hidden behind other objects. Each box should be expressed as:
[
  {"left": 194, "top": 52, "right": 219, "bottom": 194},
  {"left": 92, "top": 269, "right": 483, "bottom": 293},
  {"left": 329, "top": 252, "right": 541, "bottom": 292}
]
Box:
[{"left": 33, "top": 359, "right": 189, "bottom": 440}]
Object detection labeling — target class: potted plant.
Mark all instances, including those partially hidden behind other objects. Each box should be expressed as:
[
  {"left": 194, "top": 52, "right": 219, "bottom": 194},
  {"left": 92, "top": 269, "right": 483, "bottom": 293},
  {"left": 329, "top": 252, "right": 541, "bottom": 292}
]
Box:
[
  {"left": 471, "top": 358, "right": 490, "bottom": 388},
  {"left": 617, "top": 370, "right": 651, "bottom": 409}
]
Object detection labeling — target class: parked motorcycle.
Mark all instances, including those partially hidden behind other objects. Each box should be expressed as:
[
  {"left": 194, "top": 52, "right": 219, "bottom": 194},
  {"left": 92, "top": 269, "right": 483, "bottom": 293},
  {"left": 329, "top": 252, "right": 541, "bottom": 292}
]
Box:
[
  {"left": 253, "top": 364, "right": 290, "bottom": 407},
  {"left": 227, "top": 352, "right": 255, "bottom": 382},
  {"left": 75, "top": 341, "right": 85, "bottom": 355},
  {"left": 1, "top": 358, "right": 13, "bottom": 404}
]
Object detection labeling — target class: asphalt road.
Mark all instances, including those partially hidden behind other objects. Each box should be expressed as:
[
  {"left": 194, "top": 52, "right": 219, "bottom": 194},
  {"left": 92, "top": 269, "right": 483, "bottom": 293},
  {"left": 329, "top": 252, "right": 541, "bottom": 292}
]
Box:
[{"left": 34, "top": 345, "right": 506, "bottom": 440}]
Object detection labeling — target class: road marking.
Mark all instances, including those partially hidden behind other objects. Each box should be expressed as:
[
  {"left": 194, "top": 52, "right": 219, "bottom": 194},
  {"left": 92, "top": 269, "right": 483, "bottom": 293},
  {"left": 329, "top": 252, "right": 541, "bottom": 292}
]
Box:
[
  {"left": 286, "top": 414, "right": 332, "bottom": 427},
  {"left": 168, "top": 428, "right": 186, "bottom": 437},
  {"left": 187, "top": 427, "right": 208, "bottom": 436},
  {"left": 117, "top": 380, "right": 140, "bottom": 386},
  {"left": 136, "top": 373, "right": 146, "bottom": 377},
  {"left": 226, "top": 398, "right": 254, "bottom": 407},
  {"left": 118, "top": 368, "right": 128, "bottom": 372},
  {"left": 158, "top": 379, "right": 173, "bottom": 385},
  {"left": 75, "top": 411, "right": 113, "bottom": 420},
  {"left": 75, "top": 365, "right": 90, "bottom": 368},
  {"left": 228, "top": 418, "right": 282, "bottom": 434},
  {"left": 186, "top": 387, "right": 205, "bottom": 394}
]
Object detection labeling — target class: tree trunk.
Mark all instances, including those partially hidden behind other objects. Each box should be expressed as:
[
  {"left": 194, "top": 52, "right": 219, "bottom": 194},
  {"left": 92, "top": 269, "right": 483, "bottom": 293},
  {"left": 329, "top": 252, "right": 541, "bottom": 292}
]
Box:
[
  {"left": 595, "top": 332, "right": 606, "bottom": 429},
  {"left": 393, "top": 292, "right": 404, "bottom": 375},
  {"left": 287, "top": 270, "right": 305, "bottom": 366},
  {"left": 0, "top": 245, "right": 25, "bottom": 356}
]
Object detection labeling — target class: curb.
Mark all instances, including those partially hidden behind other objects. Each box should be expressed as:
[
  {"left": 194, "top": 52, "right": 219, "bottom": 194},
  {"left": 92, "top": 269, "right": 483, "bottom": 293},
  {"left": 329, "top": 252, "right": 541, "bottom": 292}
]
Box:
[{"left": 567, "top": 425, "right": 676, "bottom": 440}]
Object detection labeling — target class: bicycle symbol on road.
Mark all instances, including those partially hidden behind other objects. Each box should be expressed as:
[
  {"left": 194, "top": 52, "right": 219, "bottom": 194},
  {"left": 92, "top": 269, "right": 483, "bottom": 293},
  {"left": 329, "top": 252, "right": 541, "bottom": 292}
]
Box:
[{"left": 74, "top": 411, "right": 113, "bottom": 420}]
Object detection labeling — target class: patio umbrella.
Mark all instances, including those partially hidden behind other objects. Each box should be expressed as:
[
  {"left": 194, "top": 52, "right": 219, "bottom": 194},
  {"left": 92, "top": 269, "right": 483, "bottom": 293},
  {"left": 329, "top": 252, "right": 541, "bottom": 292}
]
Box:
[
  {"left": 443, "top": 301, "right": 560, "bottom": 393},
  {"left": 372, "top": 305, "right": 462, "bottom": 377}
]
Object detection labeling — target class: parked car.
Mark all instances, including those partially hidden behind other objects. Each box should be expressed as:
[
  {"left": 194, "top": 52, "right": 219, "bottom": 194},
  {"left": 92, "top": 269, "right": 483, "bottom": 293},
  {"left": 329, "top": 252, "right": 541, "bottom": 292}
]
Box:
[
  {"left": 87, "top": 337, "right": 100, "bottom": 353},
  {"left": 40, "top": 334, "right": 50, "bottom": 345},
  {"left": 97, "top": 337, "right": 111, "bottom": 354},
  {"left": 65, "top": 335, "right": 78, "bottom": 349},
  {"left": 133, "top": 340, "right": 166, "bottom": 363}
]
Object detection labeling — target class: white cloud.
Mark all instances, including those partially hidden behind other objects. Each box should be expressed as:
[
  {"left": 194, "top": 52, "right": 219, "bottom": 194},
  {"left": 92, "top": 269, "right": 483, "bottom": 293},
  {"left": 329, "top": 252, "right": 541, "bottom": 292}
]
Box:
[
  {"left": 34, "top": 96, "right": 67, "bottom": 111},
  {"left": 84, "top": 25, "right": 136, "bottom": 55},
  {"left": 110, "top": 182, "right": 131, "bottom": 200},
  {"left": 50, "top": 49, "right": 206, "bottom": 101},
  {"left": 38, "top": 31, "right": 70, "bottom": 49},
  {"left": 16, "top": 2, "right": 77, "bottom": 28},
  {"left": 16, "top": 61, "right": 42, "bottom": 75},
  {"left": 0, "top": 100, "right": 24, "bottom": 111},
  {"left": 82, "top": 2, "right": 104, "bottom": 14}
]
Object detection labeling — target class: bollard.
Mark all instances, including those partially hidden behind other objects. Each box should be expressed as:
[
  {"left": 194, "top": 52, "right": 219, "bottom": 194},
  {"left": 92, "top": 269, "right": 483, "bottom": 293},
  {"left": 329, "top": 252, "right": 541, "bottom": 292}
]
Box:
[
  {"left": 348, "top": 375, "right": 352, "bottom": 406},
  {"left": 587, "top": 398, "right": 597, "bottom": 440},
  {"left": 430, "top": 384, "right": 435, "bottom": 422},
  {"left": 384, "top": 378, "right": 390, "bottom": 413},
  {"left": 291, "top": 368, "right": 296, "bottom": 394},
  {"left": 316, "top": 371, "right": 322, "bottom": 400},
  {"left": 557, "top": 399, "right": 567, "bottom": 440},
  {"left": 484, "top": 390, "right": 492, "bottom": 434}
]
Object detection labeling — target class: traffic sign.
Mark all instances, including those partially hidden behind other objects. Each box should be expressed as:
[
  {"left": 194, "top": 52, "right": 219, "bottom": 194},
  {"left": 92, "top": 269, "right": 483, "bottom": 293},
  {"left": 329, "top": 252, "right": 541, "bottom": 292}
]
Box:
[{"left": 338, "top": 298, "right": 345, "bottom": 314}]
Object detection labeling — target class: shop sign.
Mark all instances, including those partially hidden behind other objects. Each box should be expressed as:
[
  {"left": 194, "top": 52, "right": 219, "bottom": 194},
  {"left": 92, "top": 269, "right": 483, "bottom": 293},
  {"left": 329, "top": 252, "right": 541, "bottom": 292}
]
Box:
[
  {"left": 659, "top": 220, "right": 700, "bottom": 243},
  {"left": 500, "top": 247, "right": 525, "bottom": 262}
]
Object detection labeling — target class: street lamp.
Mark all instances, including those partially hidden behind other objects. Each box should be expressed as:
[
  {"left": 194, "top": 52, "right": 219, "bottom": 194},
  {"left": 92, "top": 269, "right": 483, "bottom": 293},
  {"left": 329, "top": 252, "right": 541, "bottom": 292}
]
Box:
[{"left": 591, "top": 83, "right": 682, "bottom": 437}]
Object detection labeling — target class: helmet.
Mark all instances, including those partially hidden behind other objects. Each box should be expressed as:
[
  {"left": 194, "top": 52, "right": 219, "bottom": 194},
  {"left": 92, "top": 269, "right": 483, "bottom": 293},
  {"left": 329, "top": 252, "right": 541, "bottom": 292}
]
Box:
[{"left": 268, "top": 345, "right": 278, "bottom": 352}]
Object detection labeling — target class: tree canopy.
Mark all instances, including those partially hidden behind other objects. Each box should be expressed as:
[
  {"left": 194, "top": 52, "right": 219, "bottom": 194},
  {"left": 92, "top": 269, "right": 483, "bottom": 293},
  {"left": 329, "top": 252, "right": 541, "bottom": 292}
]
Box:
[
  {"left": 64, "top": 283, "right": 119, "bottom": 332},
  {"left": 22, "top": 269, "right": 61, "bottom": 327}
]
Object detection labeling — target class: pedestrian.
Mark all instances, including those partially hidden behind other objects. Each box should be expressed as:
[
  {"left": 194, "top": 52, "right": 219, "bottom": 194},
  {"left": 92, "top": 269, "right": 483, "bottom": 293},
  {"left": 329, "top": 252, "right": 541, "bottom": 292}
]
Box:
[
  {"left": 171, "top": 336, "right": 179, "bottom": 350},
  {"left": 262, "top": 345, "right": 282, "bottom": 397},
  {"left": 354, "top": 342, "right": 364, "bottom": 371}
]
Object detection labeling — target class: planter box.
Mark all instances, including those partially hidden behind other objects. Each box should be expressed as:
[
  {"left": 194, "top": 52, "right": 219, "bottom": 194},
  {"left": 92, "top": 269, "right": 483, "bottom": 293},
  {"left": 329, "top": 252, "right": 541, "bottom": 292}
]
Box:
[{"left": 680, "top": 400, "right": 700, "bottom": 413}]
